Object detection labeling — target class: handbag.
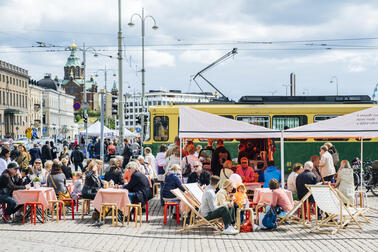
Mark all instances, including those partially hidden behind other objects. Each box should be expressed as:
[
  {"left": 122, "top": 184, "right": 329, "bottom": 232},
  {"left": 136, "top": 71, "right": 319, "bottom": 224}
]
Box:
[
  {"left": 50, "top": 175, "right": 71, "bottom": 205},
  {"left": 262, "top": 207, "right": 277, "bottom": 229},
  {"left": 182, "top": 156, "right": 191, "bottom": 177}
]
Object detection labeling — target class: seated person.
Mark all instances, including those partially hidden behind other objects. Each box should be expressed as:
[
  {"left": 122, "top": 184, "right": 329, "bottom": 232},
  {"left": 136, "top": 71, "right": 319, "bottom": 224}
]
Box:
[
  {"left": 70, "top": 172, "right": 83, "bottom": 200},
  {"left": 287, "top": 163, "right": 303, "bottom": 197},
  {"left": 235, "top": 157, "right": 255, "bottom": 183},
  {"left": 219, "top": 160, "right": 234, "bottom": 189},
  {"left": 0, "top": 163, "right": 30, "bottom": 222},
  {"left": 47, "top": 163, "right": 67, "bottom": 195},
  {"left": 161, "top": 164, "right": 185, "bottom": 202},
  {"left": 200, "top": 175, "right": 239, "bottom": 235},
  {"left": 296, "top": 161, "right": 319, "bottom": 203},
  {"left": 216, "top": 179, "right": 236, "bottom": 224},
  {"left": 187, "top": 161, "right": 211, "bottom": 186},
  {"left": 82, "top": 160, "right": 103, "bottom": 200},
  {"left": 263, "top": 161, "right": 281, "bottom": 188},
  {"left": 269, "top": 179, "right": 294, "bottom": 217},
  {"left": 61, "top": 158, "right": 72, "bottom": 180},
  {"left": 123, "top": 161, "right": 152, "bottom": 204},
  {"left": 233, "top": 183, "right": 249, "bottom": 222},
  {"left": 104, "top": 158, "right": 124, "bottom": 185},
  {"left": 335, "top": 160, "right": 354, "bottom": 203}
]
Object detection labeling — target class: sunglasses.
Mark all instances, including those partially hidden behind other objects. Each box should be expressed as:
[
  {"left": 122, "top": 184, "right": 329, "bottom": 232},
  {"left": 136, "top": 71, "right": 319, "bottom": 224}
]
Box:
[
  {"left": 193, "top": 165, "right": 200, "bottom": 168},
  {"left": 241, "top": 162, "right": 248, "bottom": 164},
  {"left": 35, "top": 162, "right": 41, "bottom": 164}
]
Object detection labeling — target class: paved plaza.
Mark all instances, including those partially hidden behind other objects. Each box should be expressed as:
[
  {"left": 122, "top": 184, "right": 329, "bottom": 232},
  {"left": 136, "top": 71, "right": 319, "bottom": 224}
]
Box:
[{"left": 0, "top": 194, "right": 377, "bottom": 252}]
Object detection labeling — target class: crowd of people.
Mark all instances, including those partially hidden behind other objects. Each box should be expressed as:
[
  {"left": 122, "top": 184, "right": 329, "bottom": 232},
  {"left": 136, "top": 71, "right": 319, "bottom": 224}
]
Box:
[{"left": 0, "top": 135, "right": 356, "bottom": 234}]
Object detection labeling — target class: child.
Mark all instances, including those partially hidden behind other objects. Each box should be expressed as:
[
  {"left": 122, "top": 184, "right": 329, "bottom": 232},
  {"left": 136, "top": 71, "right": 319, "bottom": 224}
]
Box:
[
  {"left": 233, "top": 183, "right": 248, "bottom": 223},
  {"left": 71, "top": 172, "right": 83, "bottom": 200}
]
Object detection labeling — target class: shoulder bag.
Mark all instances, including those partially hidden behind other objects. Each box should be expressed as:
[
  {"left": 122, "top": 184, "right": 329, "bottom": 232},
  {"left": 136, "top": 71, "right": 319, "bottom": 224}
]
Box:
[
  {"left": 50, "top": 175, "right": 71, "bottom": 205},
  {"left": 182, "top": 156, "right": 191, "bottom": 177}
]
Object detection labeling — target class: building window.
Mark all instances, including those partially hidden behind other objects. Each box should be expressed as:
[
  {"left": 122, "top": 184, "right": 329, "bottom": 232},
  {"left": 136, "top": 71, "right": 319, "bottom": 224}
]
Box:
[
  {"left": 272, "top": 115, "right": 307, "bottom": 130},
  {"left": 158, "top": 101, "right": 161, "bottom": 105},
  {"left": 10, "top": 93, "right": 12, "bottom": 105},
  {"left": 153, "top": 116, "right": 169, "bottom": 141},
  {"left": 236, "top": 115, "right": 270, "bottom": 128},
  {"left": 69, "top": 86, "right": 74, "bottom": 94}
]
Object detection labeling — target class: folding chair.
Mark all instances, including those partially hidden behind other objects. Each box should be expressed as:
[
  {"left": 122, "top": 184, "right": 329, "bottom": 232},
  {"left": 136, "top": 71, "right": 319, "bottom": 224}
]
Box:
[
  {"left": 183, "top": 183, "right": 204, "bottom": 208},
  {"left": 277, "top": 191, "right": 311, "bottom": 227},
  {"left": 170, "top": 188, "right": 223, "bottom": 233},
  {"left": 306, "top": 184, "right": 370, "bottom": 234}
]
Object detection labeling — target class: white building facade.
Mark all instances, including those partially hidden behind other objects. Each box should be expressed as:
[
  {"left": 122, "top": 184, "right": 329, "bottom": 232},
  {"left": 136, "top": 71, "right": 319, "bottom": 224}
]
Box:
[{"left": 28, "top": 84, "right": 44, "bottom": 138}]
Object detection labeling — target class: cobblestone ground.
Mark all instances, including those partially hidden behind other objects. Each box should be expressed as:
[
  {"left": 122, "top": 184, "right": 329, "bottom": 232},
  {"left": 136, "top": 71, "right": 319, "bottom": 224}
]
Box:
[{"left": 0, "top": 193, "right": 377, "bottom": 252}]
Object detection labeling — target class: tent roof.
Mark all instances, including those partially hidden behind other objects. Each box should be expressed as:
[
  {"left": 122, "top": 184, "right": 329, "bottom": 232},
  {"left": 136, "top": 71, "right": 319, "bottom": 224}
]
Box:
[
  {"left": 179, "top": 106, "right": 281, "bottom": 139},
  {"left": 284, "top": 105, "right": 378, "bottom": 138},
  {"left": 79, "top": 121, "right": 115, "bottom": 137}
]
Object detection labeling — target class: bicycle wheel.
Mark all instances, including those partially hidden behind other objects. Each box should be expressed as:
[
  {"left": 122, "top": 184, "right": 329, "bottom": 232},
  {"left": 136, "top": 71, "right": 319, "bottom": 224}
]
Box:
[
  {"left": 370, "top": 182, "right": 378, "bottom": 196},
  {"left": 354, "top": 173, "right": 360, "bottom": 190}
]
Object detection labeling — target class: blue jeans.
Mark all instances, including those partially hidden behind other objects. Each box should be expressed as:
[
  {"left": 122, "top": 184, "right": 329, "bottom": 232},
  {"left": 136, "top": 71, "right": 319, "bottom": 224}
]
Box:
[
  {"left": 0, "top": 194, "right": 17, "bottom": 216},
  {"left": 128, "top": 192, "right": 135, "bottom": 204}
]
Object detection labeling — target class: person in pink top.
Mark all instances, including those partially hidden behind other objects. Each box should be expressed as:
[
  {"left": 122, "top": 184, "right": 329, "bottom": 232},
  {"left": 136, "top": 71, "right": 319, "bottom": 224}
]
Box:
[
  {"left": 269, "top": 179, "right": 293, "bottom": 213},
  {"left": 235, "top": 157, "right": 255, "bottom": 183}
]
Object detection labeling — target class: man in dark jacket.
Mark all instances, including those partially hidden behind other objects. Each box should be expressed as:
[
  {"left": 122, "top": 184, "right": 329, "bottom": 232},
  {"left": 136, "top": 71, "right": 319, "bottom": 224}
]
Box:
[
  {"left": 10, "top": 144, "right": 20, "bottom": 161},
  {"left": 187, "top": 161, "right": 211, "bottom": 186},
  {"left": 121, "top": 139, "right": 133, "bottom": 169},
  {"left": 211, "top": 140, "right": 231, "bottom": 176},
  {"left": 71, "top": 146, "right": 85, "bottom": 172},
  {"left": 123, "top": 161, "right": 152, "bottom": 204},
  {"left": 94, "top": 139, "right": 101, "bottom": 159},
  {"left": 41, "top": 141, "right": 52, "bottom": 165},
  {"left": 296, "top": 161, "right": 320, "bottom": 202},
  {"left": 0, "top": 163, "right": 29, "bottom": 222},
  {"left": 29, "top": 144, "right": 42, "bottom": 165}
]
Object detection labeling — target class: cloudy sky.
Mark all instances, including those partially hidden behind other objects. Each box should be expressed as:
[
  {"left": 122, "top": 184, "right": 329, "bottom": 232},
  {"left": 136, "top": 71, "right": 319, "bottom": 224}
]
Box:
[{"left": 1, "top": 0, "right": 378, "bottom": 100}]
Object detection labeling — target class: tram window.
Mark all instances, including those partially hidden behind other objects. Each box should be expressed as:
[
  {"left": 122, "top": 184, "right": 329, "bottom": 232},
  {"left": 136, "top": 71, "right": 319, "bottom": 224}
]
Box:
[
  {"left": 220, "top": 115, "right": 234, "bottom": 119},
  {"left": 236, "top": 115, "right": 270, "bottom": 128},
  {"left": 272, "top": 115, "right": 307, "bottom": 130},
  {"left": 314, "top": 115, "right": 338, "bottom": 122},
  {"left": 153, "top": 116, "right": 169, "bottom": 141}
]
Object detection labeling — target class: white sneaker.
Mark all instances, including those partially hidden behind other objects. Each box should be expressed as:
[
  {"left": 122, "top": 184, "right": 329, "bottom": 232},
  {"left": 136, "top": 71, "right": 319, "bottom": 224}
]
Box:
[{"left": 223, "top": 226, "right": 239, "bottom": 235}]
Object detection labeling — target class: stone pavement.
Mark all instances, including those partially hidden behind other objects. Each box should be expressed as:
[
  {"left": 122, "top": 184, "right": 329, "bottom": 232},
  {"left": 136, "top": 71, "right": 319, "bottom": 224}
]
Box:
[{"left": 0, "top": 194, "right": 377, "bottom": 252}]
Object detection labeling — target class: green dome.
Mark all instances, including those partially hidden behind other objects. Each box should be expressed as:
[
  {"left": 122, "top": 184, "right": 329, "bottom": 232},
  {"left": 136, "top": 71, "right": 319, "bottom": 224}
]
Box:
[{"left": 65, "top": 46, "right": 81, "bottom": 67}]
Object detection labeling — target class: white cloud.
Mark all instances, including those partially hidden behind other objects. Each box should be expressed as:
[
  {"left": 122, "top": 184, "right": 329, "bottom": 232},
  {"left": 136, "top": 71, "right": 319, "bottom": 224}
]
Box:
[
  {"left": 145, "top": 49, "right": 175, "bottom": 68},
  {"left": 179, "top": 50, "right": 224, "bottom": 64}
]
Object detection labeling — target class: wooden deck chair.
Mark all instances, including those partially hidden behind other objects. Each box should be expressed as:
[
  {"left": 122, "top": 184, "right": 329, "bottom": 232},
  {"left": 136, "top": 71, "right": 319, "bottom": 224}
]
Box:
[
  {"left": 183, "top": 183, "right": 204, "bottom": 208},
  {"left": 306, "top": 184, "right": 369, "bottom": 234},
  {"left": 278, "top": 191, "right": 312, "bottom": 227},
  {"left": 170, "top": 188, "right": 223, "bottom": 233}
]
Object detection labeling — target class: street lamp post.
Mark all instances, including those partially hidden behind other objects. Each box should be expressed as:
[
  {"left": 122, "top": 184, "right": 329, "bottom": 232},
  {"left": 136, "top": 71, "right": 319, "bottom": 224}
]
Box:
[
  {"left": 128, "top": 8, "right": 158, "bottom": 153},
  {"left": 99, "top": 89, "right": 106, "bottom": 162},
  {"left": 330, "top": 76, "right": 339, "bottom": 96},
  {"left": 117, "top": 0, "right": 125, "bottom": 147}
]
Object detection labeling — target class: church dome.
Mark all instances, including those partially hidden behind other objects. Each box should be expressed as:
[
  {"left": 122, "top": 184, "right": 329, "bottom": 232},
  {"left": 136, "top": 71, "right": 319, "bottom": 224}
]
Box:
[
  {"left": 37, "top": 74, "right": 58, "bottom": 90},
  {"left": 65, "top": 43, "right": 81, "bottom": 67}
]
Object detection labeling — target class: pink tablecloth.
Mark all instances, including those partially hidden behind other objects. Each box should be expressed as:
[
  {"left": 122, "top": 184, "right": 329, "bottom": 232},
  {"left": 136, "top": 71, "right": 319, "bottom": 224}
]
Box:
[
  {"left": 13, "top": 187, "right": 57, "bottom": 208},
  {"left": 253, "top": 188, "right": 294, "bottom": 205},
  {"left": 93, "top": 188, "right": 130, "bottom": 213}
]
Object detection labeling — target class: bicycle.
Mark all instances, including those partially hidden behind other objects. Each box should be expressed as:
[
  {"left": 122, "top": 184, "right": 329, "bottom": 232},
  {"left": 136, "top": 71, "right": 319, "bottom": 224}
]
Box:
[{"left": 352, "top": 158, "right": 378, "bottom": 196}]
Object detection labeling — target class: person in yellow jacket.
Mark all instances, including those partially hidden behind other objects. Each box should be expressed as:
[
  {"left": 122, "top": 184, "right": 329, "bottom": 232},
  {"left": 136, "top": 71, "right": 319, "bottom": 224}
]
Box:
[
  {"left": 233, "top": 182, "right": 248, "bottom": 223},
  {"left": 17, "top": 145, "right": 30, "bottom": 170}
]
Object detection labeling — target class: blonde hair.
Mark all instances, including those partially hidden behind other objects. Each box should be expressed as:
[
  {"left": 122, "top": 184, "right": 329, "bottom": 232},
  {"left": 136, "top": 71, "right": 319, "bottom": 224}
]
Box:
[
  {"left": 87, "top": 161, "right": 97, "bottom": 171},
  {"left": 340, "top": 160, "right": 351, "bottom": 169},
  {"left": 223, "top": 160, "right": 232, "bottom": 169},
  {"left": 61, "top": 158, "right": 68, "bottom": 165},
  {"left": 169, "top": 164, "right": 181, "bottom": 173},
  {"left": 44, "top": 160, "right": 53, "bottom": 169}
]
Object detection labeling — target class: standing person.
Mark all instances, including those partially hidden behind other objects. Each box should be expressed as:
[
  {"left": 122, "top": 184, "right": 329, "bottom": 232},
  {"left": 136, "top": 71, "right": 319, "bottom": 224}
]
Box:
[
  {"left": 194, "top": 145, "right": 202, "bottom": 158},
  {"left": 59, "top": 146, "right": 69, "bottom": 161},
  {"left": 324, "top": 142, "right": 339, "bottom": 169},
  {"left": 319, "top": 145, "right": 336, "bottom": 182},
  {"left": 235, "top": 157, "right": 255, "bottom": 183},
  {"left": 41, "top": 141, "right": 52, "bottom": 165},
  {"left": 29, "top": 144, "right": 41, "bottom": 165},
  {"left": 181, "top": 144, "right": 199, "bottom": 179},
  {"left": 287, "top": 163, "right": 303, "bottom": 196},
  {"left": 155, "top": 144, "right": 167, "bottom": 176},
  {"left": 187, "top": 161, "right": 211, "bottom": 186},
  {"left": 16, "top": 145, "right": 31, "bottom": 171},
  {"left": 0, "top": 163, "right": 30, "bottom": 222},
  {"left": 296, "top": 161, "right": 319, "bottom": 203},
  {"left": 121, "top": 139, "right": 133, "bottom": 169},
  {"left": 94, "top": 139, "right": 101, "bottom": 159},
  {"left": 164, "top": 147, "right": 181, "bottom": 174},
  {"left": 10, "top": 144, "right": 20, "bottom": 162},
  {"left": 71, "top": 146, "right": 85, "bottom": 172},
  {"left": 50, "top": 141, "right": 58, "bottom": 160},
  {"left": 211, "top": 140, "right": 231, "bottom": 176},
  {"left": 263, "top": 161, "right": 281, "bottom": 188},
  {"left": 200, "top": 176, "right": 238, "bottom": 235},
  {"left": 0, "top": 149, "right": 10, "bottom": 175},
  {"left": 335, "top": 160, "right": 355, "bottom": 203},
  {"left": 107, "top": 141, "right": 116, "bottom": 161}
]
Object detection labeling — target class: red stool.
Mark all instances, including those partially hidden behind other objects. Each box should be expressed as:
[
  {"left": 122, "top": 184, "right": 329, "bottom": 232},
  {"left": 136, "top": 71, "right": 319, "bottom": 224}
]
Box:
[
  {"left": 23, "top": 202, "right": 44, "bottom": 225},
  {"left": 76, "top": 194, "right": 82, "bottom": 212},
  {"left": 1, "top": 203, "right": 6, "bottom": 216},
  {"left": 164, "top": 202, "right": 180, "bottom": 225},
  {"left": 60, "top": 199, "right": 75, "bottom": 220}
]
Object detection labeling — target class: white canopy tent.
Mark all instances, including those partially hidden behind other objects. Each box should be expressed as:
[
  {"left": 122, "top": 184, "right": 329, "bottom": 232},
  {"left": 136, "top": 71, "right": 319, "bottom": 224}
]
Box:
[
  {"left": 284, "top": 105, "right": 378, "bottom": 188},
  {"left": 178, "top": 106, "right": 285, "bottom": 184},
  {"left": 123, "top": 127, "right": 139, "bottom": 138},
  {"left": 79, "top": 121, "right": 116, "bottom": 137}
]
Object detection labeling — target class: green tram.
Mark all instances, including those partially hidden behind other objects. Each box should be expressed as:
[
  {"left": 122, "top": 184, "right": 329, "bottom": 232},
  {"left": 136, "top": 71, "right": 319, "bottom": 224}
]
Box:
[{"left": 144, "top": 95, "right": 377, "bottom": 173}]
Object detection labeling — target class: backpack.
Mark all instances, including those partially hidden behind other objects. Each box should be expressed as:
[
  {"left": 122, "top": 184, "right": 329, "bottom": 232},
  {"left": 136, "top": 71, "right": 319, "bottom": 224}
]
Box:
[
  {"left": 262, "top": 207, "right": 277, "bottom": 229},
  {"left": 108, "top": 146, "right": 115, "bottom": 155}
]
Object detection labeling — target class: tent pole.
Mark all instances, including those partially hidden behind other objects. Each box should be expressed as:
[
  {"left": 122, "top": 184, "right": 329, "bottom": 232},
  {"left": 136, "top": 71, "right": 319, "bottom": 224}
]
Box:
[
  {"left": 280, "top": 131, "right": 285, "bottom": 188},
  {"left": 360, "top": 137, "right": 363, "bottom": 190},
  {"left": 180, "top": 138, "right": 182, "bottom": 179}
]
